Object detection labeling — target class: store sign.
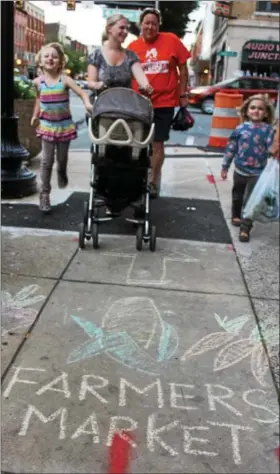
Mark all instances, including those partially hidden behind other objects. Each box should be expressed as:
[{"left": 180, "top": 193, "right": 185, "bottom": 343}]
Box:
[
  {"left": 212, "top": 1, "right": 231, "bottom": 17},
  {"left": 242, "top": 40, "right": 280, "bottom": 63}
]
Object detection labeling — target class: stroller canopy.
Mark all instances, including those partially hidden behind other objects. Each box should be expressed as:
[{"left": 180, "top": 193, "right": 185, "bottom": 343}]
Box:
[{"left": 92, "top": 87, "right": 154, "bottom": 126}]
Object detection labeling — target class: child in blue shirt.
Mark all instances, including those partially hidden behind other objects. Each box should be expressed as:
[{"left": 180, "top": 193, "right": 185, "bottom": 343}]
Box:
[{"left": 221, "top": 94, "right": 275, "bottom": 242}]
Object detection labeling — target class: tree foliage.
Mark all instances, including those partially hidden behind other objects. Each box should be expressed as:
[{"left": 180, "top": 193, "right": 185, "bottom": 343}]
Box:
[
  {"left": 64, "top": 47, "right": 87, "bottom": 77},
  {"left": 130, "top": 1, "right": 198, "bottom": 38}
]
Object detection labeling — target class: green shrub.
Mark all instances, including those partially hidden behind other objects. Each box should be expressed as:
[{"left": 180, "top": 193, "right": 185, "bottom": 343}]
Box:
[{"left": 14, "top": 77, "right": 37, "bottom": 100}]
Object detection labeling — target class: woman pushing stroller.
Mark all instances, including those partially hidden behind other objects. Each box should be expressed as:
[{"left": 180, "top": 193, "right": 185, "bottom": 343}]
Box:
[{"left": 87, "top": 14, "right": 153, "bottom": 94}]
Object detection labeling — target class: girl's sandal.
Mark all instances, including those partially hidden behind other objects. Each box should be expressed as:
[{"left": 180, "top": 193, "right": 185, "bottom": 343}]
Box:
[
  {"left": 231, "top": 217, "right": 241, "bottom": 227},
  {"left": 239, "top": 231, "right": 250, "bottom": 242}
]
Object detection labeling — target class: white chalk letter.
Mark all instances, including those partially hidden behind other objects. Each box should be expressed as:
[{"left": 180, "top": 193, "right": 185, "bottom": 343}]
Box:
[
  {"left": 243, "top": 389, "right": 278, "bottom": 424},
  {"left": 119, "top": 378, "right": 164, "bottom": 408},
  {"left": 18, "top": 405, "right": 67, "bottom": 439},
  {"left": 107, "top": 416, "right": 137, "bottom": 448},
  {"left": 71, "top": 412, "right": 100, "bottom": 443},
  {"left": 79, "top": 375, "right": 108, "bottom": 404},
  {"left": 3, "top": 366, "right": 45, "bottom": 398},
  {"left": 207, "top": 421, "right": 253, "bottom": 465},
  {"left": 147, "top": 413, "right": 179, "bottom": 457},
  {"left": 182, "top": 425, "right": 218, "bottom": 457},
  {"left": 206, "top": 384, "right": 242, "bottom": 417},
  {"left": 36, "top": 372, "right": 71, "bottom": 398},
  {"left": 169, "top": 383, "right": 198, "bottom": 410}
]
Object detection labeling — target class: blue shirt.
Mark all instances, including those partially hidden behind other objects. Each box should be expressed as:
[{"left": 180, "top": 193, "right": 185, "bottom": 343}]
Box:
[{"left": 222, "top": 122, "right": 275, "bottom": 176}]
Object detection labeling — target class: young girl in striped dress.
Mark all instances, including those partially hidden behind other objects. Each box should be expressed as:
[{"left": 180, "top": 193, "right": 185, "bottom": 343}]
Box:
[{"left": 31, "top": 43, "right": 93, "bottom": 213}]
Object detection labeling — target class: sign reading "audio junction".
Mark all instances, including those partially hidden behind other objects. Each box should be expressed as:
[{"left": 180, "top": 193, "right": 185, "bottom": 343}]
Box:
[{"left": 242, "top": 40, "right": 280, "bottom": 64}]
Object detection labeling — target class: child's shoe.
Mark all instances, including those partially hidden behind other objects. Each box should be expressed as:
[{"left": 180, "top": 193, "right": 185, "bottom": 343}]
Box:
[
  {"left": 231, "top": 217, "right": 241, "bottom": 227},
  {"left": 239, "top": 230, "right": 250, "bottom": 242},
  {"left": 57, "top": 170, "right": 68, "bottom": 189},
  {"left": 39, "top": 193, "right": 51, "bottom": 214}
]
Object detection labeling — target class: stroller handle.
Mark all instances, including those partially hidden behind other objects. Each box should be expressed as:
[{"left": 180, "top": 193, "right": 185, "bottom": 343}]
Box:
[{"left": 88, "top": 117, "right": 155, "bottom": 147}]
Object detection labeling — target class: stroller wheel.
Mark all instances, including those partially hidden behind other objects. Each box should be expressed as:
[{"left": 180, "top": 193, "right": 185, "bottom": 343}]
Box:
[
  {"left": 136, "top": 225, "right": 143, "bottom": 251},
  {"left": 79, "top": 222, "right": 86, "bottom": 249},
  {"left": 149, "top": 225, "right": 157, "bottom": 252},
  {"left": 92, "top": 223, "right": 99, "bottom": 249},
  {"left": 83, "top": 201, "right": 89, "bottom": 224}
]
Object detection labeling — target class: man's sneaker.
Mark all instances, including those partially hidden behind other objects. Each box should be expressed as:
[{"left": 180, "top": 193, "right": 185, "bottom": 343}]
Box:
[
  {"left": 39, "top": 193, "right": 51, "bottom": 214},
  {"left": 57, "top": 170, "right": 68, "bottom": 189}
]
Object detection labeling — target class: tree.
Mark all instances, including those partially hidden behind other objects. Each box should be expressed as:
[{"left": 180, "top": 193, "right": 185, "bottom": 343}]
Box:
[
  {"left": 64, "top": 47, "right": 87, "bottom": 77},
  {"left": 130, "top": 1, "right": 198, "bottom": 38}
]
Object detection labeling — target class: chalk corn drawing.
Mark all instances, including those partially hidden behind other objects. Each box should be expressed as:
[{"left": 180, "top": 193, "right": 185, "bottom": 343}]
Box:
[
  {"left": 1, "top": 285, "right": 45, "bottom": 336},
  {"left": 67, "top": 297, "right": 179, "bottom": 375},
  {"left": 181, "top": 313, "right": 277, "bottom": 388}
]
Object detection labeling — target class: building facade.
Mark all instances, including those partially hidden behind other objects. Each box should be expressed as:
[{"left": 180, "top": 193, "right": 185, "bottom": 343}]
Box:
[
  {"left": 25, "top": 1, "right": 45, "bottom": 76},
  {"left": 70, "top": 40, "right": 87, "bottom": 56},
  {"left": 14, "top": 5, "right": 27, "bottom": 63},
  {"left": 45, "top": 22, "right": 67, "bottom": 44},
  {"left": 211, "top": 0, "right": 280, "bottom": 83},
  {"left": 191, "top": 2, "right": 215, "bottom": 86}
]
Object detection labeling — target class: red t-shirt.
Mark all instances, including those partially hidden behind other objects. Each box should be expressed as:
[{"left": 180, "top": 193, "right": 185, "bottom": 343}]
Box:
[{"left": 128, "top": 32, "right": 191, "bottom": 109}]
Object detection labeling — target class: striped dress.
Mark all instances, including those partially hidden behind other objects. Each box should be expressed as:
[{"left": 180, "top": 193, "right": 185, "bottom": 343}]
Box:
[{"left": 37, "top": 75, "right": 77, "bottom": 142}]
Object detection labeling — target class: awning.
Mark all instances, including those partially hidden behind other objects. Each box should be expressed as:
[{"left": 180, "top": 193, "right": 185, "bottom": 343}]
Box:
[{"left": 242, "top": 40, "right": 280, "bottom": 64}]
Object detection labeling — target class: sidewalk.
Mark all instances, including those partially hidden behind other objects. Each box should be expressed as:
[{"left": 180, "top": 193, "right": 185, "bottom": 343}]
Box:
[{"left": 1, "top": 149, "right": 279, "bottom": 474}]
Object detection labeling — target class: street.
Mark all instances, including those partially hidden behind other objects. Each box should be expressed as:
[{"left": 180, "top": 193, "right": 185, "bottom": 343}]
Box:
[{"left": 70, "top": 91, "right": 212, "bottom": 150}]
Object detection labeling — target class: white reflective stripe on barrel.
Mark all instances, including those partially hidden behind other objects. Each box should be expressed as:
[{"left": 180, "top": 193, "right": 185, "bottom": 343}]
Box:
[
  {"left": 213, "top": 107, "right": 238, "bottom": 117},
  {"left": 210, "top": 128, "right": 233, "bottom": 137}
]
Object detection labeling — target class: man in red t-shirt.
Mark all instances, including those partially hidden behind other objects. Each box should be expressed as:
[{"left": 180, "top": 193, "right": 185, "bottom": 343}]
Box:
[{"left": 128, "top": 8, "right": 191, "bottom": 197}]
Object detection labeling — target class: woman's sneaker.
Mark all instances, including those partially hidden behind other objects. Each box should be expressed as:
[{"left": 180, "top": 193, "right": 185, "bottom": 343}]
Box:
[{"left": 39, "top": 193, "right": 51, "bottom": 214}]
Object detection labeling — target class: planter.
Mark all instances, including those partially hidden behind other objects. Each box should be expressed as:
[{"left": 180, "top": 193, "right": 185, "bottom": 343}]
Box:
[{"left": 14, "top": 99, "right": 41, "bottom": 160}]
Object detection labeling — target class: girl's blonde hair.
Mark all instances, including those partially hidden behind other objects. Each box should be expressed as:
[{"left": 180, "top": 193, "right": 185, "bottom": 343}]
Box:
[
  {"left": 101, "top": 14, "right": 128, "bottom": 43},
  {"left": 239, "top": 94, "right": 275, "bottom": 125},
  {"left": 36, "top": 42, "right": 66, "bottom": 73}
]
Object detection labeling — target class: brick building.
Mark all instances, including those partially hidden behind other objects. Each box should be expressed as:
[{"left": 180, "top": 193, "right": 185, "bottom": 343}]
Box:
[
  {"left": 14, "top": 5, "right": 27, "bottom": 64},
  {"left": 211, "top": 0, "right": 280, "bottom": 82},
  {"left": 25, "top": 1, "right": 45, "bottom": 76},
  {"left": 70, "top": 40, "right": 87, "bottom": 56}
]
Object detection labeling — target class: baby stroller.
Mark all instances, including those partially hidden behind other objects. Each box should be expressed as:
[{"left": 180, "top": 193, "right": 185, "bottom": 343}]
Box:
[{"left": 79, "top": 87, "right": 156, "bottom": 251}]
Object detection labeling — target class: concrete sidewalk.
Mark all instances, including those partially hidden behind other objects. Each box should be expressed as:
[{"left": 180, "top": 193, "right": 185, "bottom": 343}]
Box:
[{"left": 1, "top": 149, "right": 279, "bottom": 473}]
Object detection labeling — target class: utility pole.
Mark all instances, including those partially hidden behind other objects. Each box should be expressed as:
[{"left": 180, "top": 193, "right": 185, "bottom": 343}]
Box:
[{"left": 1, "top": 1, "right": 37, "bottom": 198}]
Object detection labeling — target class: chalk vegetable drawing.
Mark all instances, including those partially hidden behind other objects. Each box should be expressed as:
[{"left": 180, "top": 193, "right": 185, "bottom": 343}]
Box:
[
  {"left": 1, "top": 285, "right": 45, "bottom": 336},
  {"left": 181, "top": 313, "right": 277, "bottom": 388},
  {"left": 67, "top": 297, "right": 179, "bottom": 375}
]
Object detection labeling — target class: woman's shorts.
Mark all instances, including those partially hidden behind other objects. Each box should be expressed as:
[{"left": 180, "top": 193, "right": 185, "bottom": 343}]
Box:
[{"left": 153, "top": 107, "right": 175, "bottom": 142}]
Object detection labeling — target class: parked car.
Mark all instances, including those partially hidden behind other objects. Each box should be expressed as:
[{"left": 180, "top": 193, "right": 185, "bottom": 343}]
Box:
[
  {"left": 76, "top": 79, "right": 88, "bottom": 90},
  {"left": 188, "top": 76, "right": 280, "bottom": 114}
]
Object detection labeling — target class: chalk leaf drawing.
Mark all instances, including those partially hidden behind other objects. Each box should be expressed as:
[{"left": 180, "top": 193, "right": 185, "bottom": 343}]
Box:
[
  {"left": 67, "top": 297, "right": 179, "bottom": 375},
  {"left": 181, "top": 313, "right": 276, "bottom": 388},
  {"left": 1, "top": 285, "right": 45, "bottom": 337}
]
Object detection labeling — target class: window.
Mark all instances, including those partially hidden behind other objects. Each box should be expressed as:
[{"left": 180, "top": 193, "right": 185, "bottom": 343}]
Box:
[
  {"left": 258, "top": 79, "right": 278, "bottom": 90},
  {"left": 239, "top": 79, "right": 254, "bottom": 89},
  {"left": 255, "top": 1, "right": 280, "bottom": 13}
]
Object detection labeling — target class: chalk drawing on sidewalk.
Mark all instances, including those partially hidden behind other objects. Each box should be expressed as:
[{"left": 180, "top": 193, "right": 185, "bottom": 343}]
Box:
[
  {"left": 1, "top": 285, "right": 45, "bottom": 337},
  {"left": 67, "top": 297, "right": 179, "bottom": 375},
  {"left": 100, "top": 244, "right": 199, "bottom": 286},
  {"left": 181, "top": 313, "right": 277, "bottom": 388}
]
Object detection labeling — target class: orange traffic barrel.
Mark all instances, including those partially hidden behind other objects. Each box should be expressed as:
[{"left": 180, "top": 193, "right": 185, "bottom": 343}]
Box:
[{"left": 208, "top": 92, "right": 243, "bottom": 148}]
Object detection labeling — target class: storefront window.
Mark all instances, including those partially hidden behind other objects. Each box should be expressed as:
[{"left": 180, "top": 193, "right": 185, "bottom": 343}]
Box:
[{"left": 255, "top": 1, "right": 280, "bottom": 13}]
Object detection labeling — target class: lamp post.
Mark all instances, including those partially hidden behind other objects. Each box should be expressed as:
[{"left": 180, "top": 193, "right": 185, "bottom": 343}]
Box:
[{"left": 1, "top": 0, "right": 37, "bottom": 198}]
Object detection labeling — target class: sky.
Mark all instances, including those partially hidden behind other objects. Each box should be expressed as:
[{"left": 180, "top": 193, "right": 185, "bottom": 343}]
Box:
[{"left": 31, "top": 0, "right": 206, "bottom": 48}]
